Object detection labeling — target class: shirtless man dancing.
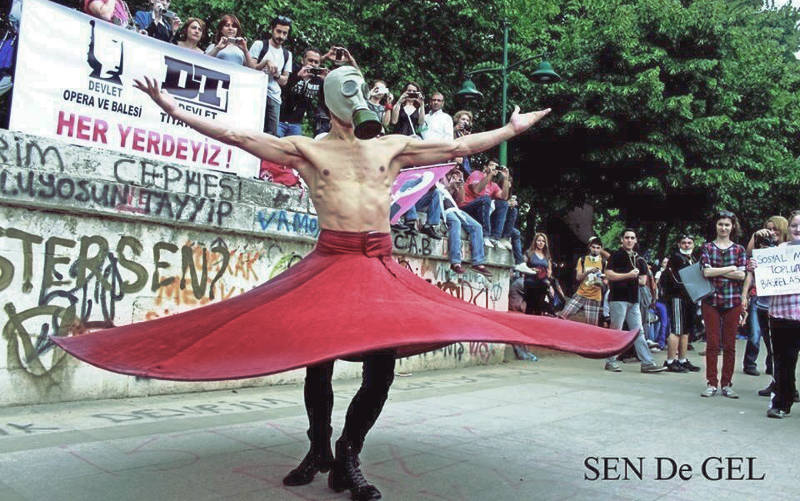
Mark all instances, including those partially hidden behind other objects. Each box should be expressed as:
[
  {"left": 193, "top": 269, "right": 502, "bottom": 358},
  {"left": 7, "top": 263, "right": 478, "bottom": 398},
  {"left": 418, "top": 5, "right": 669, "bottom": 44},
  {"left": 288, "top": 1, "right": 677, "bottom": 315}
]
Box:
[{"left": 131, "top": 67, "right": 546, "bottom": 499}]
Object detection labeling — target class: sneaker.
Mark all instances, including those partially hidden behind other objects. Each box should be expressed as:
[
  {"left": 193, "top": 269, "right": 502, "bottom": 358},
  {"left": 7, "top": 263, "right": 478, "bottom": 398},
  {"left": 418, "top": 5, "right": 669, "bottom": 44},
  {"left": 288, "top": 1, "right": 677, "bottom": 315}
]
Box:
[
  {"left": 665, "top": 360, "right": 688, "bottom": 373},
  {"left": 758, "top": 382, "right": 774, "bottom": 397},
  {"left": 646, "top": 339, "right": 658, "bottom": 348},
  {"left": 605, "top": 361, "right": 622, "bottom": 372},
  {"left": 450, "top": 263, "right": 465, "bottom": 274},
  {"left": 640, "top": 363, "right": 667, "bottom": 373},
  {"left": 483, "top": 238, "right": 495, "bottom": 248},
  {"left": 721, "top": 386, "right": 739, "bottom": 399},
  {"left": 420, "top": 224, "right": 443, "bottom": 240},
  {"left": 514, "top": 263, "right": 537, "bottom": 275},
  {"left": 680, "top": 359, "right": 701, "bottom": 372},
  {"left": 701, "top": 386, "right": 718, "bottom": 397},
  {"left": 498, "top": 238, "right": 513, "bottom": 250},
  {"left": 650, "top": 346, "right": 662, "bottom": 353},
  {"left": 767, "top": 408, "right": 790, "bottom": 419},
  {"left": 390, "top": 223, "right": 410, "bottom": 232},
  {"left": 743, "top": 366, "right": 760, "bottom": 376},
  {"left": 471, "top": 264, "right": 492, "bottom": 277}
]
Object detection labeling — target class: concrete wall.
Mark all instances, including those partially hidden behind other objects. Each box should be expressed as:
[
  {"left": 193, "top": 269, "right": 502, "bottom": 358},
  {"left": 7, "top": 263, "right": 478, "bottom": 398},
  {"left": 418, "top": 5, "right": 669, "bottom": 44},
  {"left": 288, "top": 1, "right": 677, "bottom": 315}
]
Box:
[{"left": 0, "top": 130, "right": 513, "bottom": 407}]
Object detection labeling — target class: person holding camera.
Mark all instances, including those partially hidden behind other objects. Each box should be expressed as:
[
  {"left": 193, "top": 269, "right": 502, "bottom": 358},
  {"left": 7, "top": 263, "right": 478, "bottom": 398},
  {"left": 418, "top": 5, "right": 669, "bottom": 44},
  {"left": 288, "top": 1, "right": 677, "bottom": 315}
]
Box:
[
  {"left": 134, "top": 0, "right": 179, "bottom": 42},
  {"left": 557, "top": 237, "right": 606, "bottom": 326},
  {"left": 421, "top": 92, "right": 453, "bottom": 141},
  {"left": 439, "top": 167, "right": 491, "bottom": 276},
  {"left": 277, "top": 48, "right": 328, "bottom": 137},
  {"left": 390, "top": 82, "right": 426, "bottom": 137},
  {"left": 249, "top": 16, "right": 293, "bottom": 135},
  {"left": 459, "top": 159, "right": 501, "bottom": 248},
  {"left": 452, "top": 111, "right": 474, "bottom": 175},
  {"left": 367, "top": 80, "right": 393, "bottom": 132},
  {"left": 206, "top": 15, "right": 255, "bottom": 68}
]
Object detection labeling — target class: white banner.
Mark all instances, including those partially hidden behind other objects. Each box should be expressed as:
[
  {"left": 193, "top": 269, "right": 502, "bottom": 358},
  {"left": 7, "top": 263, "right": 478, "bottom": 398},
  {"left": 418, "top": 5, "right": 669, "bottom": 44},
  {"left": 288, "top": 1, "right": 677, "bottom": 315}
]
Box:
[
  {"left": 752, "top": 245, "right": 800, "bottom": 297},
  {"left": 10, "top": 0, "right": 267, "bottom": 177}
]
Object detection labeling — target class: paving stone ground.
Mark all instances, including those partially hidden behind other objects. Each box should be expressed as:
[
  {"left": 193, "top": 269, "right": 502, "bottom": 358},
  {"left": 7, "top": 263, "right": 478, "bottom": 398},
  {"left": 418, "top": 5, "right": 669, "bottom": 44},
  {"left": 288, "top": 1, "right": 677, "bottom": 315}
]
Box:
[{"left": 0, "top": 339, "right": 797, "bottom": 500}]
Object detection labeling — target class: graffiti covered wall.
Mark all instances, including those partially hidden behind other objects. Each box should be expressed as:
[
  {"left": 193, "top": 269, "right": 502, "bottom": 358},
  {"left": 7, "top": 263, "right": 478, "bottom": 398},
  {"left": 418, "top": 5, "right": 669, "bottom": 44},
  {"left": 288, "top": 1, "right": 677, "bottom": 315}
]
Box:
[{"left": 0, "top": 130, "right": 513, "bottom": 406}]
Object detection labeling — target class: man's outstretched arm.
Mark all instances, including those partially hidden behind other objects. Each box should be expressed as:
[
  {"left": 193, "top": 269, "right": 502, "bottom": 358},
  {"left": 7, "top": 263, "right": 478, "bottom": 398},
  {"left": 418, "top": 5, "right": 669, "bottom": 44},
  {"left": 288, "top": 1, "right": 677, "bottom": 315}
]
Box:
[
  {"left": 133, "top": 77, "right": 307, "bottom": 169},
  {"left": 394, "top": 106, "right": 551, "bottom": 167}
]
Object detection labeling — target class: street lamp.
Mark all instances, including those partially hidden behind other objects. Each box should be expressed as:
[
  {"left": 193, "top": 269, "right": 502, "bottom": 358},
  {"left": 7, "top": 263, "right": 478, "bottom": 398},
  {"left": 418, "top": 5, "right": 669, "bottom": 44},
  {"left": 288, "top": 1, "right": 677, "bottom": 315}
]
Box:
[{"left": 456, "top": 20, "right": 560, "bottom": 166}]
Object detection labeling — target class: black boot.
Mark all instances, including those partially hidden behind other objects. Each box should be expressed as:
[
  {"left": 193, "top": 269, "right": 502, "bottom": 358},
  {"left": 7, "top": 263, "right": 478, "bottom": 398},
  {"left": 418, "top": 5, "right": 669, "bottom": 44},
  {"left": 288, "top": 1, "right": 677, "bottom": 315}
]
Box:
[
  {"left": 284, "top": 363, "right": 335, "bottom": 486},
  {"left": 328, "top": 439, "right": 381, "bottom": 500},
  {"left": 283, "top": 447, "right": 335, "bottom": 486}
]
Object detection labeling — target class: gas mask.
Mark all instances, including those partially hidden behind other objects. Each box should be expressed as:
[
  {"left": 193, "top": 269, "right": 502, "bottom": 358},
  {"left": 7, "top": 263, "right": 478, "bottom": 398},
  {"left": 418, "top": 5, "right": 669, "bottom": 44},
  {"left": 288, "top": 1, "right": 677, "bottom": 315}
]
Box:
[{"left": 323, "top": 66, "right": 382, "bottom": 139}]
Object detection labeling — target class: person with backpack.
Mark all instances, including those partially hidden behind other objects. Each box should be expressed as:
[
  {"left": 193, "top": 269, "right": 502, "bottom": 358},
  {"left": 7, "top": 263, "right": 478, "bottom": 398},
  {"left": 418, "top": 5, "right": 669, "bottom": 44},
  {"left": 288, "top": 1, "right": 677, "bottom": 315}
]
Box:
[
  {"left": 558, "top": 236, "right": 606, "bottom": 326},
  {"left": 249, "top": 16, "right": 293, "bottom": 135}
]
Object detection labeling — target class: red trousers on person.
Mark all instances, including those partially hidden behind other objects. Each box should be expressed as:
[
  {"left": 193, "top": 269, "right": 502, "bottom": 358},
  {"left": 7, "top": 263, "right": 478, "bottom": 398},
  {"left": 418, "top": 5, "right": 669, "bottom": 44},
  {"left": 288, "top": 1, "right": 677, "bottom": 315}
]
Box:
[{"left": 702, "top": 302, "right": 742, "bottom": 388}]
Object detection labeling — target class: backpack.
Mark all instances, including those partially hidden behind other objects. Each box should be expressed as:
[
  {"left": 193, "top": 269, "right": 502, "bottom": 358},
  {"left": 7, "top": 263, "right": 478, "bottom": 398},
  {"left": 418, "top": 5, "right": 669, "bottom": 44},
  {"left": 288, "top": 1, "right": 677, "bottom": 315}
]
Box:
[{"left": 257, "top": 40, "right": 290, "bottom": 74}]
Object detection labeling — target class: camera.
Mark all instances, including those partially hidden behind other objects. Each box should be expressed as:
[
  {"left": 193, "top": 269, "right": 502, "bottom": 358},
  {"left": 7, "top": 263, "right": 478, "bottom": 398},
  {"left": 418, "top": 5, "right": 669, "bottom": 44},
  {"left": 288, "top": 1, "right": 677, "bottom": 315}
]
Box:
[
  {"left": 309, "top": 67, "right": 324, "bottom": 76},
  {"left": 335, "top": 47, "right": 344, "bottom": 60},
  {"left": 227, "top": 37, "right": 244, "bottom": 43},
  {"left": 407, "top": 91, "right": 420, "bottom": 99}
]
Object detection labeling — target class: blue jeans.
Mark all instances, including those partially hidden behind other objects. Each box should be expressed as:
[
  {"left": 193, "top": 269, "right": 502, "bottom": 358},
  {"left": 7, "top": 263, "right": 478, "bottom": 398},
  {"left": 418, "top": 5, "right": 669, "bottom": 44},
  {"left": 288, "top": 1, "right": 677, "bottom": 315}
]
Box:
[
  {"left": 502, "top": 206, "right": 518, "bottom": 238},
  {"left": 446, "top": 211, "right": 484, "bottom": 265},
  {"left": 654, "top": 301, "right": 669, "bottom": 348},
  {"left": 490, "top": 199, "right": 509, "bottom": 239},
  {"left": 744, "top": 302, "right": 771, "bottom": 372},
  {"left": 404, "top": 188, "right": 442, "bottom": 225},
  {"left": 278, "top": 122, "right": 303, "bottom": 137},
  {"left": 509, "top": 227, "right": 523, "bottom": 264},
  {"left": 607, "top": 300, "right": 654, "bottom": 365},
  {"left": 460, "top": 195, "right": 492, "bottom": 236}
]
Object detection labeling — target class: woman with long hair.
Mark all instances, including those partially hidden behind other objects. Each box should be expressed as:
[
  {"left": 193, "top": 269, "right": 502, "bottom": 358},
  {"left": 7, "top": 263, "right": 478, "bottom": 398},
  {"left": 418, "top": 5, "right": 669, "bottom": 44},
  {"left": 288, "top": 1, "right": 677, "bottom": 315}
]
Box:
[
  {"left": 390, "top": 82, "right": 426, "bottom": 137},
  {"left": 761, "top": 210, "right": 800, "bottom": 418},
  {"left": 175, "top": 18, "right": 206, "bottom": 53},
  {"left": 205, "top": 14, "right": 255, "bottom": 67},
  {"left": 700, "top": 210, "right": 747, "bottom": 398},
  {"left": 747, "top": 215, "right": 789, "bottom": 253},
  {"left": 523, "top": 233, "right": 553, "bottom": 315}
]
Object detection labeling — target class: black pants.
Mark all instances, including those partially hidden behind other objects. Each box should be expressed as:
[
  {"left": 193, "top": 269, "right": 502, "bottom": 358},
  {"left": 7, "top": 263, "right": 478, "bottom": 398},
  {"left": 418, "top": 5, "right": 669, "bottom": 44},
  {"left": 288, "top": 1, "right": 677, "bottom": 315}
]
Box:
[
  {"left": 768, "top": 318, "right": 800, "bottom": 412},
  {"left": 303, "top": 351, "right": 396, "bottom": 454},
  {"left": 524, "top": 279, "right": 552, "bottom": 316}
]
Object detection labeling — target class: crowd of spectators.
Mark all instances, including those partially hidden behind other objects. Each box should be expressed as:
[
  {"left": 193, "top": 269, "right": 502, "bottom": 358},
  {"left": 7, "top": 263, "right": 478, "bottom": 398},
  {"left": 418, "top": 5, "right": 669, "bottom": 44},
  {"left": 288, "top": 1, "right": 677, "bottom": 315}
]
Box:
[{"left": 527, "top": 210, "right": 800, "bottom": 419}]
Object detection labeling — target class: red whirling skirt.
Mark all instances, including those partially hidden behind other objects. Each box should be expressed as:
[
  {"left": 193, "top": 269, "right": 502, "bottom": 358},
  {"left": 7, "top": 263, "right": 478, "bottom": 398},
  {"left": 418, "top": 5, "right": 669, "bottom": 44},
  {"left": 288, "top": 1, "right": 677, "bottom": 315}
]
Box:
[{"left": 51, "top": 230, "right": 637, "bottom": 381}]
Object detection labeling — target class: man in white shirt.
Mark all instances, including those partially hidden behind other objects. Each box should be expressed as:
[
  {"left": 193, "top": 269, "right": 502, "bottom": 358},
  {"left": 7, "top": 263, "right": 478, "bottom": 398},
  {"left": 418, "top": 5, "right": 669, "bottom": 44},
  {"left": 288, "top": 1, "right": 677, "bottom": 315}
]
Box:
[
  {"left": 421, "top": 92, "right": 453, "bottom": 141},
  {"left": 249, "top": 16, "right": 293, "bottom": 136}
]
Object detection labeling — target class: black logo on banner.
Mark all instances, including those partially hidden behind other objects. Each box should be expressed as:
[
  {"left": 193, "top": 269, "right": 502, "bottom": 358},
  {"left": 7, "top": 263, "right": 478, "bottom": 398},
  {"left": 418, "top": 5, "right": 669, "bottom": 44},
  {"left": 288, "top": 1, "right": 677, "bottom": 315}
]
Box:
[
  {"left": 162, "top": 56, "right": 231, "bottom": 112},
  {"left": 87, "top": 20, "right": 124, "bottom": 85}
]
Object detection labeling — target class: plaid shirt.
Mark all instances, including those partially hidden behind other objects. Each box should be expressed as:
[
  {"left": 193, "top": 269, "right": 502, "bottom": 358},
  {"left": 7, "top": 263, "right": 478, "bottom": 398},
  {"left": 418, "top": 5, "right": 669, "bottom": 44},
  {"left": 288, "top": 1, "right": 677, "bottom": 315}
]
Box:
[
  {"left": 769, "top": 243, "right": 800, "bottom": 321},
  {"left": 700, "top": 242, "right": 746, "bottom": 309},
  {"left": 770, "top": 294, "right": 800, "bottom": 322}
]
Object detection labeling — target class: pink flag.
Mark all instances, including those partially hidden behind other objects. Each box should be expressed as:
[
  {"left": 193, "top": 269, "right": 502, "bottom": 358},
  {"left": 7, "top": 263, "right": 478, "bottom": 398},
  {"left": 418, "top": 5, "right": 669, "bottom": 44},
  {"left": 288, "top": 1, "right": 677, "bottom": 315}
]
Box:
[{"left": 390, "top": 163, "right": 455, "bottom": 224}]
